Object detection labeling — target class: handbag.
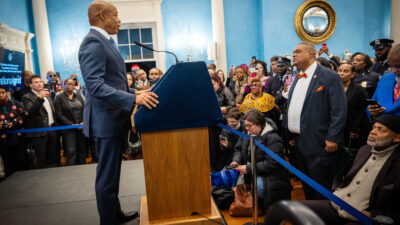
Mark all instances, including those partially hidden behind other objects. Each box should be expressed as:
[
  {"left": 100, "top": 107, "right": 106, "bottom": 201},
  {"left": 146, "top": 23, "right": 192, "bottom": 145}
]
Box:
[{"left": 229, "top": 183, "right": 263, "bottom": 217}]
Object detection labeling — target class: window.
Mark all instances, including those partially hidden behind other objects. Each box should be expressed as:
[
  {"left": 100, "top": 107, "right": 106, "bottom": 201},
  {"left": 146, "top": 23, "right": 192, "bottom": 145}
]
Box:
[{"left": 117, "top": 28, "right": 154, "bottom": 61}]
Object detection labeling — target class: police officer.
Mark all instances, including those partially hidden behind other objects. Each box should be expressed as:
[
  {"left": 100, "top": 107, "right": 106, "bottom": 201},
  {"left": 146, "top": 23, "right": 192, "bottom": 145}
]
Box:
[
  {"left": 265, "top": 56, "right": 291, "bottom": 98},
  {"left": 370, "top": 38, "right": 394, "bottom": 76}
]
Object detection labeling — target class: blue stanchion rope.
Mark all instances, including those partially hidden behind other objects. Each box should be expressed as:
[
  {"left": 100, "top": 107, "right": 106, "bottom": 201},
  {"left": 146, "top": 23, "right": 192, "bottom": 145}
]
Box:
[
  {"left": 217, "top": 123, "right": 372, "bottom": 225},
  {"left": 3, "top": 124, "right": 83, "bottom": 134}
]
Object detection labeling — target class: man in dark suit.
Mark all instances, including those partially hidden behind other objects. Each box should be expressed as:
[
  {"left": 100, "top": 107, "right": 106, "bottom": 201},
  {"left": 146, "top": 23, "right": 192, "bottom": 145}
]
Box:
[
  {"left": 22, "top": 75, "right": 57, "bottom": 168},
  {"left": 301, "top": 115, "right": 400, "bottom": 225},
  {"left": 78, "top": 2, "right": 159, "bottom": 225},
  {"left": 286, "top": 43, "right": 347, "bottom": 199}
]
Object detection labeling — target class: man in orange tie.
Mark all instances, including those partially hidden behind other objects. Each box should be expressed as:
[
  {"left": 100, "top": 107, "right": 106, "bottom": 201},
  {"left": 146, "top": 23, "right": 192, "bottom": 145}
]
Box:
[
  {"left": 286, "top": 43, "right": 347, "bottom": 200},
  {"left": 368, "top": 43, "right": 400, "bottom": 119}
]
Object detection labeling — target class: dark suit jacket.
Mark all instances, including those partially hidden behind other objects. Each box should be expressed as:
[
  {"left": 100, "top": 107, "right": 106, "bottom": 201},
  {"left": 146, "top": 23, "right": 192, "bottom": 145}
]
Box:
[
  {"left": 339, "top": 144, "right": 400, "bottom": 223},
  {"left": 287, "top": 64, "right": 347, "bottom": 157},
  {"left": 344, "top": 81, "right": 369, "bottom": 143},
  {"left": 21, "top": 91, "right": 56, "bottom": 138},
  {"left": 53, "top": 92, "right": 84, "bottom": 125},
  {"left": 78, "top": 29, "right": 135, "bottom": 138}
]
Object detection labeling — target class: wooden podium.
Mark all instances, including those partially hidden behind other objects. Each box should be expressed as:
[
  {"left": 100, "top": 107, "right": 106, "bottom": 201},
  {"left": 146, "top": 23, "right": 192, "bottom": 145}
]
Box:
[{"left": 134, "top": 62, "right": 224, "bottom": 224}]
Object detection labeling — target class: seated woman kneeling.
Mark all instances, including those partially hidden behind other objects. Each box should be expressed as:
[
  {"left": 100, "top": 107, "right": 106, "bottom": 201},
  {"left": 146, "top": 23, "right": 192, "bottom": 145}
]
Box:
[{"left": 230, "top": 109, "right": 291, "bottom": 210}]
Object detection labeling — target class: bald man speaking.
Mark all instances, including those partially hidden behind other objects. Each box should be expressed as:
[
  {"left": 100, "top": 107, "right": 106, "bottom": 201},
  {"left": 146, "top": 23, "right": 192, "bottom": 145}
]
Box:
[{"left": 79, "top": 1, "right": 158, "bottom": 224}]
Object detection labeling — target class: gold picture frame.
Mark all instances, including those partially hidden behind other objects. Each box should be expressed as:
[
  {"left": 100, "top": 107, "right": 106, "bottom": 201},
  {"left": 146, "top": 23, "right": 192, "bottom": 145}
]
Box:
[{"left": 294, "top": 0, "right": 336, "bottom": 44}]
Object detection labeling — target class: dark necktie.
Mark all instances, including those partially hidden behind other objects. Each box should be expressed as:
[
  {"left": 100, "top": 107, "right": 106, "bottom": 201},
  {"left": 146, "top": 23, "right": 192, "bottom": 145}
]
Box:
[{"left": 109, "top": 37, "right": 118, "bottom": 50}]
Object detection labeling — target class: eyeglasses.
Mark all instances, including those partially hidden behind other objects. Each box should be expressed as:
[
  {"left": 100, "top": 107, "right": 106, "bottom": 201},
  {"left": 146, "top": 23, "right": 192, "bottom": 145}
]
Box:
[
  {"left": 49, "top": 75, "right": 55, "bottom": 77},
  {"left": 244, "top": 123, "right": 255, "bottom": 128},
  {"left": 250, "top": 84, "right": 261, "bottom": 88}
]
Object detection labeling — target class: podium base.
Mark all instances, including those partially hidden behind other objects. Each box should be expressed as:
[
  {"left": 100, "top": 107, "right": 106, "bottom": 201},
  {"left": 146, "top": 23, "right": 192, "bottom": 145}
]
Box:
[{"left": 139, "top": 196, "right": 222, "bottom": 225}]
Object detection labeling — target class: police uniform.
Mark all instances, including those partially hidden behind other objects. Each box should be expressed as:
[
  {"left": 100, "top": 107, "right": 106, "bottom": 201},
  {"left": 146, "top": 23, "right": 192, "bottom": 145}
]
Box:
[
  {"left": 265, "top": 56, "right": 291, "bottom": 98},
  {"left": 353, "top": 69, "right": 379, "bottom": 98},
  {"left": 370, "top": 38, "right": 394, "bottom": 75}
]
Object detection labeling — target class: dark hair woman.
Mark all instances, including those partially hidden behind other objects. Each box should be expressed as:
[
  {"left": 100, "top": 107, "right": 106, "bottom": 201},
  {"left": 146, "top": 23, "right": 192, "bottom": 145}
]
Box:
[
  {"left": 210, "top": 73, "right": 236, "bottom": 115},
  {"left": 351, "top": 52, "right": 380, "bottom": 97},
  {"left": 230, "top": 109, "right": 291, "bottom": 210},
  {"left": 54, "top": 79, "right": 86, "bottom": 165},
  {"left": 336, "top": 62, "right": 370, "bottom": 176}
]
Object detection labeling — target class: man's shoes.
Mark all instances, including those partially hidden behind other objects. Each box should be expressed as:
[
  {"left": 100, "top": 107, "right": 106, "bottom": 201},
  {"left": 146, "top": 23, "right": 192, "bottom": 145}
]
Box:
[{"left": 117, "top": 211, "right": 139, "bottom": 224}]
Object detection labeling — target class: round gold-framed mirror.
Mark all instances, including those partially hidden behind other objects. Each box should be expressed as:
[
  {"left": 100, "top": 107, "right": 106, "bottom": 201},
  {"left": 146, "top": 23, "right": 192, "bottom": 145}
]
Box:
[{"left": 294, "top": 0, "right": 336, "bottom": 44}]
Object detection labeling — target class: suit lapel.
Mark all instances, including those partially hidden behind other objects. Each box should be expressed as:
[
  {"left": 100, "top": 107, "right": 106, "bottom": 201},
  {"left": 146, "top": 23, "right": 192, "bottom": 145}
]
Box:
[
  {"left": 287, "top": 76, "right": 299, "bottom": 106},
  {"left": 304, "top": 64, "right": 320, "bottom": 101},
  {"left": 90, "top": 30, "right": 125, "bottom": 69}
]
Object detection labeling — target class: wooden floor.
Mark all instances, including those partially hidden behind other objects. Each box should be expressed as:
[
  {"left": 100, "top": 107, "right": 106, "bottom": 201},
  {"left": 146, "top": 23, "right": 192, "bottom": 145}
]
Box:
[
  {"left": 220, "top": 179, "right": 305, "bottom": 225},
  {"left": 60, "top": 152, "right": 305, "bottom": 225}
]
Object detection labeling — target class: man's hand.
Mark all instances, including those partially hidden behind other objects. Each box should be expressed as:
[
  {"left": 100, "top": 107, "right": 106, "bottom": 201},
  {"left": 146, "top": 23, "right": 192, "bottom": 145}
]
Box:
[
  {"left": 230, "top": 161, "right": 239, "bottom": 168},
  {"left": 325, "top": 140, "right": 338, "bottom": 153},
  {"left": 39, "top": 89, "right": 50, "bottom": 99},
  {"left": 235, "top": 165, "right": 247, "bottom": 174},
  {"left": 220, "top": 138, "right": 228, "bottom": 147},
  {"left": 135, "top": 92, "right": 159, "bottom": 109},
  {"left": 368, "top": 104, "right": 385, "bottom": 117}
]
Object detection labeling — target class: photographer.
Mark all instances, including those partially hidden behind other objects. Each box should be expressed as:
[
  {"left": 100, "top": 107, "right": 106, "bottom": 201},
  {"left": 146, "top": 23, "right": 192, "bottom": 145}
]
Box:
[
  {"left": 22, "top": 75, "right": 58, "bottom": 168},
  {"left": 45, "top": 71, "right": 63, "bottom": 101},
  {"left": 219, "top": 108, "right": 245, "bottom": 168},
  {"left": 70, "top": 74, "right": 81, "bottom": 91}
]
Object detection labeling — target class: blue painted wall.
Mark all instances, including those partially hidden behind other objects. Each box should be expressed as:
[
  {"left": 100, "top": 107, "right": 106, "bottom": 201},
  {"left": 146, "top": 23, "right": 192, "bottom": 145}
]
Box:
[
  {"left": 161, "top": 0, "right": 214, "bottom": 70},
  {"left": 46, "top": 0, "right": 92, "bottom": 84},
  {"left": 223, "top": 0, "right": 262, "bottom": 70},
  {"left": 0, "top": 0, "right": 39, "bottom": 75},
  {"left": 259, "top": 0, "right": 391, "bottom": 65}
]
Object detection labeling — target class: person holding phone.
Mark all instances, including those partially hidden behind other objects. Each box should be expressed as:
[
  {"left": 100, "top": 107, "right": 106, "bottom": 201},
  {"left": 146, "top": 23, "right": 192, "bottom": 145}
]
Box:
[
  {"left": 218, "top": 108, "right": 245, "bottom": 168},
  {"left": 22, "top": 75, "right": 58, "bottom": 168},
  {"left": 368, "top": 43, "right": 400, "bottom": 119}
]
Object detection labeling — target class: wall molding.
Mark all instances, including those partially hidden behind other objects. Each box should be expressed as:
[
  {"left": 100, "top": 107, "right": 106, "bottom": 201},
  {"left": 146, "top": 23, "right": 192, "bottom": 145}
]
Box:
[
  {"left": 108, "top": 0, "right": 166, "bottom": 72},
  {"left": 0, "top": 23, "right": 35, "bottom": 71}
]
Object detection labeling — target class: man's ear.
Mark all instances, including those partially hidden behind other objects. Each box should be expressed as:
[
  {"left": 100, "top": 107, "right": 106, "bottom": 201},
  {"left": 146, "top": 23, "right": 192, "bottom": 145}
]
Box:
[
  {"left": 393, "top": 133, "right": 400, "bottom": 143},
  {"left": 99, "top": 11, "right": 106, "bottom": 21}
]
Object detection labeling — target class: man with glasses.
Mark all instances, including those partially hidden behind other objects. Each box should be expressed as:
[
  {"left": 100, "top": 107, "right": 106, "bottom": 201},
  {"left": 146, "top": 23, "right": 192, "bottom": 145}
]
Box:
[
  {"left": 368, "top": 43, "right": 400, "bottom": 118},
  {"left": 44, "top": 71, "right": 61, "bottom": 101}
]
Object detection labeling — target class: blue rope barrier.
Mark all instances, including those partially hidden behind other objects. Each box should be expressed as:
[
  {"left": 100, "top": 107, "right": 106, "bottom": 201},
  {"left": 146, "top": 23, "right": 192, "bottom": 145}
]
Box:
[
  {"left": 217, "top": 123, "right": 372, "bottom": 225},
  {"left": 3, "top": 124, "right": 83, "bottom": 134}
]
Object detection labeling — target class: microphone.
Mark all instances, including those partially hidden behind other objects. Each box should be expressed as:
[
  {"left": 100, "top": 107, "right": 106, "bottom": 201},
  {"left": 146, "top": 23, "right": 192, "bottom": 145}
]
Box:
[{"left": 134, "top": 42, "right": 180, "bottom": 64}]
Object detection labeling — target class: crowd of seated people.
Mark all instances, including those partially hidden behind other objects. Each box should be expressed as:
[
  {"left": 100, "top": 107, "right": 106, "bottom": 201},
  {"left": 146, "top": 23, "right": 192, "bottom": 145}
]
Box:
[{"left": 1, "top": 38, "right": 399, "bottom": 224}]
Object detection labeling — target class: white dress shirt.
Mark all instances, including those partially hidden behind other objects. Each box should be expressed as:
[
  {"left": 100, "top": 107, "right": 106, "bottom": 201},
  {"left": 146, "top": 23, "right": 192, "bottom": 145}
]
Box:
[
  {"left": 32, "top": 90, "right": 54, "bottom": 126},
  {"left": 91, "top": 26, "right": 110, "bottom": 40},
  {"left": 287, "top": 61, "right": 317, "bottom": 134}
]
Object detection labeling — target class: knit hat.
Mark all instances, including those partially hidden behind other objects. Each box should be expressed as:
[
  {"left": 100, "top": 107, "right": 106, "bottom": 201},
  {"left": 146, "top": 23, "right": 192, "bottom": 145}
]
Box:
[{"left": 374, "top": 115, "right": 400, "bottom": 134}]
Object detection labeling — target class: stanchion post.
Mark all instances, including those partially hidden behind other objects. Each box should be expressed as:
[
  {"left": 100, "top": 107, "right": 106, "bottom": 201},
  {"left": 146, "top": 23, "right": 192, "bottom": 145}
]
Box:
[{"left": 244, "top": 135, "right": 263, "bottom": 225}]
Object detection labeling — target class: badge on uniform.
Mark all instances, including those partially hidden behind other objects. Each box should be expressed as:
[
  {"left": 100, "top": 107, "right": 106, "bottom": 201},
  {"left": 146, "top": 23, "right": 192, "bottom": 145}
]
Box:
[{"left": 361, "top": 81, "right": 367, "bottom": 88}]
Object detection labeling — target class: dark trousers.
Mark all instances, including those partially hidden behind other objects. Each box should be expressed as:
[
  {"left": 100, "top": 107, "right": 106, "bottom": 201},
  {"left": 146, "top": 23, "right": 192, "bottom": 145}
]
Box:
[
  {"left": 94, "top": 136, "right": 124, "bottom": 225},
  {"left": 294, "top": 141, "right": 334, "bottom": 200},
  {"left": 29, "top": 131, "right": 57, "bottom": 168},
  {"left": 301, "top": 200, "right": 362, "bottom": 225},
  {"left": 63, "top": 130, "right": 86, "bottom": 165}
]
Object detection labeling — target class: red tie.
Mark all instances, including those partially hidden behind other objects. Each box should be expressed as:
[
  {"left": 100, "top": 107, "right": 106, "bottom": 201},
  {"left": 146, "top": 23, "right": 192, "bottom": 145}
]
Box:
[
  {"left": 297, "top": 73, "right": 307, "bottom": 79},
  {"left": 394, "top": 82, "right": 400, "bottom": 104}
]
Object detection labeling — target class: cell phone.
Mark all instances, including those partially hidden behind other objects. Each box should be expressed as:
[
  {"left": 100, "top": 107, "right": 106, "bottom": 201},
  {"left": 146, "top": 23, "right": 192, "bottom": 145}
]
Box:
[
  {"left": 219, "top": 134, "right": 227, "bottom": 140},
  {"left": 366, "top": 99, "right": 380, "bottom": 107},
  {"left": 322, "top": 43, "right": 327, "bottom": 47}
]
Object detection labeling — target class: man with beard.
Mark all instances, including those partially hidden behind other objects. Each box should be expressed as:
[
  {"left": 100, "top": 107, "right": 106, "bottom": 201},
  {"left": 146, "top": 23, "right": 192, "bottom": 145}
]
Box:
[
  {"left": 370, "top": 38, "right": 394, "bottom": 76},
  {"left": 301, "top": 115, "right": 400, "bottom": 225},
  {"left": 265, "top": 56, "right": 291, "bottom": 98},
  {"left": 368, "top": 43, "right": 400, "bottom": 118}
]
